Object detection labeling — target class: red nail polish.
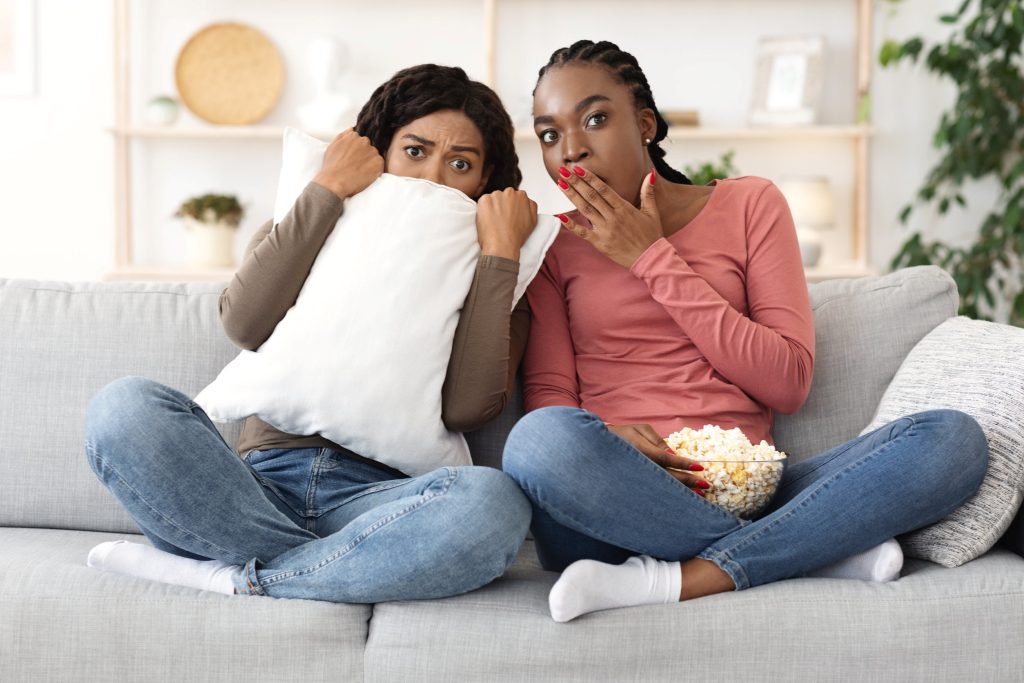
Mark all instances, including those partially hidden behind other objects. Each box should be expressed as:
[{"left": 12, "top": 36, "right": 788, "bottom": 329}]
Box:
[
  {"left": 557, "top": 213, "right": 569, "bottom": 223},
  {"left": 697, "top": 479, "right": 711, "bottom": 489},
  {"left": 689, "top": 463, "right": 704, "bottom": 472},
  {"left": 650, "top": 168, "right": 656, "bottom": 185},
  {"left": 573, "top": 166, "right": 586, "bottom": 177},
  {"left": 558, "top": 166, "right": 571, "bottom": 178},
  {"left": 557, "top": 179, "right": 569, "bottom": 190},
  {"left": 695, "top": 489, "right": 706, "bottom": 498}
]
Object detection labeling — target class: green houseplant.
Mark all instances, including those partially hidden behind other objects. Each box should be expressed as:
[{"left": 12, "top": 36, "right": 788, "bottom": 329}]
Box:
[
  {"left": 881, "top": 0, "right": 1024, "bottom": 325},
  {"left": 683, "top": 150, "right": 739, "bottom": 187},
  {"left": 174, "top": 193, "right": 244, "bottom": 269}
]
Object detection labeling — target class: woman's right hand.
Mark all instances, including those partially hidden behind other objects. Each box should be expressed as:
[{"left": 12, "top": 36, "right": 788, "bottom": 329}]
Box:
[
  {"left": 313, "top": 129, "right": 385, "bottom": 200},
  {"left": 475, "top": 188, "right": 538, "bottom": 261},
  {"left": 607, "top": 423, "right": 710, "bottom": 495}
]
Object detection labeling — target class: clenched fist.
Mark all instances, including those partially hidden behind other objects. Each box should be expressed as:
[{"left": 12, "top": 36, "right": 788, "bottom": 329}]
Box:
[
  {"left": 313, "top": 129, "right": 385, "bottom": 200},
  {"left": 475, "top": 188, "right": 539, "bottom": 262}
]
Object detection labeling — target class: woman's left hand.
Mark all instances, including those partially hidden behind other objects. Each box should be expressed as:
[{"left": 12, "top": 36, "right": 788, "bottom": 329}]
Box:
[
  {"left": 476, "top": 188, "right": 539, "bottom": 262},
  {"left": 556, "top": 167, "right": 662, "bottom": 269}
]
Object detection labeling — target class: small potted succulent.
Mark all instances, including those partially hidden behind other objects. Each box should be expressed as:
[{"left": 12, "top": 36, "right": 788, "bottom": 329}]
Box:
[{"left": 174, "top": 193, "right": 244, "bottom": 269}]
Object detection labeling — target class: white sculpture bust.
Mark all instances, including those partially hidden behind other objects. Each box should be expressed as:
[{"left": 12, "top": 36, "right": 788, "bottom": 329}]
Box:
[{"left": 297, "top": 37, "right": 353, "bottom": 134}]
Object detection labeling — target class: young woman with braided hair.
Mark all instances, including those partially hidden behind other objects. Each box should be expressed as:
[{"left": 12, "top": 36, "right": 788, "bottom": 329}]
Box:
[
  {"left": 84, "top": 64, "right": 540, "bottom": 602},
  {"left": 502, "top": 40, "right": 988, "bottom": 621}
]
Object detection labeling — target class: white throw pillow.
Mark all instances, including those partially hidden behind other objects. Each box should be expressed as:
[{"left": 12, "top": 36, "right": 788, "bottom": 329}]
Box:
[
  {"left": 859, "top": 316, "right": 1024, "bottom": 567},
  {"left": 196, "top": 128, "right": 558, "bottom": 476}
]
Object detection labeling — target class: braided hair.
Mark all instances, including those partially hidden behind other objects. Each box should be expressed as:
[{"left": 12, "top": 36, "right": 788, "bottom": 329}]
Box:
[
  {"left": 355, "top": 64, "right": 521, "bottom": 196},
  {"left": 535, "top": 40, "right": 692, "bottom": 185}
]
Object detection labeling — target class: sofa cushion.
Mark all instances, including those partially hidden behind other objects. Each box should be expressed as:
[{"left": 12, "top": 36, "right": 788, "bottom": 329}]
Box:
[
  {"left": 0, "top": 527, "right": 369, "bottom": 681},
  {"left": 773, "top": 266, "right": 958, "bottom": 464},
  {"left": 860, "top": 316, "right": 1024, "bottom": 567},
  {"left": 0, "top": 279, "right": 240, "bottom": 533},
  {"left": 364, "top": 539, "right": 1024, "bottom": 682}
]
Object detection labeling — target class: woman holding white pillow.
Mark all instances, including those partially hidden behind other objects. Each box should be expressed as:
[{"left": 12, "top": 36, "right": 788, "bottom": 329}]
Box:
[
  {"left": 501, "top": 40, "right": 989, "bottom": 622},
  {"left": 84, "top": 65, "right": 539, "bottom": 603}
]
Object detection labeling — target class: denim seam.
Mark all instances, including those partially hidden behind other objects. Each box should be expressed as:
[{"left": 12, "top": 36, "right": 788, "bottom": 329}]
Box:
[
  {"left": 84, "top": 443, "right": 248, "bottom": 564},
  {"left": 305, "top": 448, "right": 328, "bottom": 524},
  {"left": 324, "top": 477, "right": 410, "bottom": 509},
  {"left": 252, "top": 468, "right": 459, "bottom": 590},
  {"left": 700, "top": 420, "right": 922, "bottom": 589}
]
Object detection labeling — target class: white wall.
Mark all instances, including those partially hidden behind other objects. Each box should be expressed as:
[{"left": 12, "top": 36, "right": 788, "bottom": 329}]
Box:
[
  {"left": 0, "top": 0, "right": 114, "bottom": 280},
  {"left": 869, "top": 0, "right": 996, "bottom": 268},
  {"left": 0, "top": 0, "right": 1001, "bottom": 282}
]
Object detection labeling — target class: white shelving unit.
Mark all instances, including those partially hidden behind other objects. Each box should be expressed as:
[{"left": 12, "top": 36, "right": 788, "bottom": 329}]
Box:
[{"left": 109, "top": 0, "right": 875, "bottom": 284}]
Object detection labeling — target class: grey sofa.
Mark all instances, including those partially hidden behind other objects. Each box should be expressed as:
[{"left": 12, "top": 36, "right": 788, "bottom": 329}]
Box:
[{"left": 2, "top": 265, "right": 1023, "bottom": 682}]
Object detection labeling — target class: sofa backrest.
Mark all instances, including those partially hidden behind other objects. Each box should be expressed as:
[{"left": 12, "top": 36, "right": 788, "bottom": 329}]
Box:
[
  {"left": 0, "top": 266, "right": 957, "bottom": 533},
  {"left": 0, "top": 280, "right": 238, "bottom": 533}
]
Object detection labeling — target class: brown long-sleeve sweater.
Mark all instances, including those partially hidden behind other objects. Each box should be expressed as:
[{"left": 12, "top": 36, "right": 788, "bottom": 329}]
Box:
[{"left": 219, "top": 181, "right": 530, "bottom": 467}]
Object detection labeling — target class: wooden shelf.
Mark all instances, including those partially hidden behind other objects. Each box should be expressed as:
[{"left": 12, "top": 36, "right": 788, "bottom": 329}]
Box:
[
  {"left": 113, "top": 123, "right": 874, "bottom": 143},
  {"left": 112, "top": 0, "right": 874, "bottom": 276},
  {"left": 514, "top": 124, "right": 874, "bottom": 142},
  {"left": 804, "top": 261, "right": 877, "bottom": 283},
  {"left": 109, "top": 125, "right": 333, "bottom": 140},
  {"left": 103, "top": 265, "right": 235, "bottom": 282}
]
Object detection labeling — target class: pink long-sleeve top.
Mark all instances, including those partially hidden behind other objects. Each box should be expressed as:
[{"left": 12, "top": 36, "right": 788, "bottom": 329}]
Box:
[{"left": 523, "top": 176, "right": 815, "bottom": 446}]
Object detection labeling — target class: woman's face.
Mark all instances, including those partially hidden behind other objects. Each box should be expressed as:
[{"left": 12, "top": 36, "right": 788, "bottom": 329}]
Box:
[
  {"left": 384, "top": 109, "right": 491, "bottom": 198},
  {"left": 532, "top": 63, "right": 656, "bottom": 204}
]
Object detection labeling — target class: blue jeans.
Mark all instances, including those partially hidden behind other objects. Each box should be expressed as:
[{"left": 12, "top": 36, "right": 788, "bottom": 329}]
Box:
[
  {"left": 84, "top": 377, "right": 531, "bottom": 602},
  {"left": 502, "top": 406, "right": 987, "bottom": 590}
]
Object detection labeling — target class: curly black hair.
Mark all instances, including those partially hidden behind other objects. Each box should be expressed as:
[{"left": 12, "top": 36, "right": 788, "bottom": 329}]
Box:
[
  {"left": 535, "top": 40, "right": 692, "bottom": 185},
  {"left": 354, "top": 64, "right": 521, "bottom": 196}
]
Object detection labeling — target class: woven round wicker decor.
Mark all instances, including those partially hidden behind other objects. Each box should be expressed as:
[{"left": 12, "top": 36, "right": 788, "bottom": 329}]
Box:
[{"left": 175, "top": 22, "right": 285, "bottom": 125}]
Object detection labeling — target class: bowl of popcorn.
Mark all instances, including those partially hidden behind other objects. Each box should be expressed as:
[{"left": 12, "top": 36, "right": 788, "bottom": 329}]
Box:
[{"left": 665, "top": 425, "right": 787, "bottom": 519}]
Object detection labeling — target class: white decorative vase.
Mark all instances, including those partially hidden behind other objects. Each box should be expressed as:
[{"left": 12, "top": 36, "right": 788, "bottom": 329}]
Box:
[
  {"left": 184, "top": 217, "right": 236, "bottom": 268},
  {"left": 145, "top": 95, "right": 180, "bottom": 126},
  {"left": 296, "top": 37, "right": 353, "bottom": 133}
]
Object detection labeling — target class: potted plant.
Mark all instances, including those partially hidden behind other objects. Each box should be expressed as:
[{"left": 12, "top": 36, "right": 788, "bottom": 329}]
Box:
[
  {"left": 880, "top": 0, "right": 1024, "bottom": 326},
  {"left": 174, "top": 193, "right": 244, "bottom": 269}
]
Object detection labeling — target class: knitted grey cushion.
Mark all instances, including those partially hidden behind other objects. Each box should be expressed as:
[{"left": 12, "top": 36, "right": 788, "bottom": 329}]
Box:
[{"left": 859, "top": 316, "right": 1024, "bottom": 567}]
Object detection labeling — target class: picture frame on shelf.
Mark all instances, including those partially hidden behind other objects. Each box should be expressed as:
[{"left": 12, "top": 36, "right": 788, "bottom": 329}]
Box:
[
  {"left": 749, "top": 35, "right": 824, "bottom": 127},
  {"left": 0, "top": 0, "right": 36, "bottom": 97}
]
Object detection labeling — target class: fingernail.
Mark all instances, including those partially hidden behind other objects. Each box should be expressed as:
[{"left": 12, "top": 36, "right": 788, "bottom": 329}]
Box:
[
  {"left": 558, "top": 166, "right": 571, "bottom": 178},
  {"left": 650, "top": 168, "right": 656, "bottom": 185},
  {"left": 695, "top": 489, "right": 706, "bottom": 498},
  {"left": 697, "top": 479, "right": 711, "bottom": 489},
  {"left": 689, "top": 463, "right": 704, "bottom": 472},
  {"left": 557, "top": 213, "right": 569, "bottom": 223},
  {"left": 557, "top": 179, "right": 569, "bottom": 190},
  {"left": 573, "top": 166, "right": 586, "bottom": 177}
]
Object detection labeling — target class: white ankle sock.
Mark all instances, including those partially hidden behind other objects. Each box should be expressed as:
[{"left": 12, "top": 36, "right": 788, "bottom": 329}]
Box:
[
  {"left": 548, "top": 555, "right": 681, "bottom": 623},
  {"left": 87, "top": 541, "right": 242, "bottom": 595},
  {"left": 808, "top": 538, "right": 903, "bottom": 582}
]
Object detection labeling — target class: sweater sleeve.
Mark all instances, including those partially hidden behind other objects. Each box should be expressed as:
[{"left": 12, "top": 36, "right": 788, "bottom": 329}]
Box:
[
  {"left": 628, "top": 181, "right": 815, "bottom": 414},
  {"left": 218, "top": 181, "right": 344, "bottom": 350},
  {"left": 441, "top": 256, "right": 531, "bottom": 432},
  {"left": 522, "top": 255, "right": 581, "bottom": 412}
]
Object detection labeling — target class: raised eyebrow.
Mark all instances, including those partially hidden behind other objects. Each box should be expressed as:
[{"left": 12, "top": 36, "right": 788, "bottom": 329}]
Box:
[
  {"left": 575, "top": 94, "right": 611, "bottom": 113},
  {"left": 533, "top": 94, "right": 612, "bottom": 127}
]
